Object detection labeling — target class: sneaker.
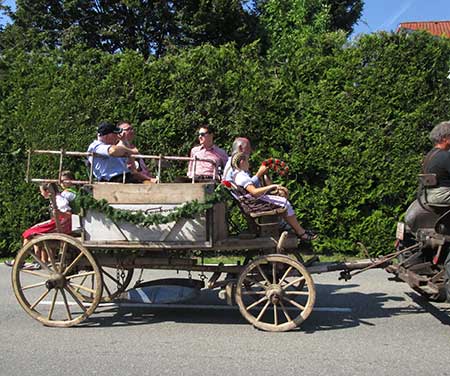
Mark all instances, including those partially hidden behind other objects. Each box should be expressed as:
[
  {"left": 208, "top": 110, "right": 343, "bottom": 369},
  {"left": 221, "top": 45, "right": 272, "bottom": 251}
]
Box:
[
  {"left": 23, "top": 262, "right": 41, "bottom": 271},
  {"left": 4, "top": 260, "right": 15, "bottom": 267}
]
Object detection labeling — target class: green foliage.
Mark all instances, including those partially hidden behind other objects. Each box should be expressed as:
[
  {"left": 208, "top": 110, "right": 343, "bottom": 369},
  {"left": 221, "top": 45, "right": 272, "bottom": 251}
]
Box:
[
  {"left": 0, "top": 29, "right": 449, "bottom": 258},
  {"left": 1, "top": 0, "right": 258, "bottom": 58}
]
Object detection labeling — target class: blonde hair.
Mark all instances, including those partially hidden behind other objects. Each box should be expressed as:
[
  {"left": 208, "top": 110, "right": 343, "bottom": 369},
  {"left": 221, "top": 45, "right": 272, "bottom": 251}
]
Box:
[{"left": 231, "top": 152, "right": 247, "bottom": 170}]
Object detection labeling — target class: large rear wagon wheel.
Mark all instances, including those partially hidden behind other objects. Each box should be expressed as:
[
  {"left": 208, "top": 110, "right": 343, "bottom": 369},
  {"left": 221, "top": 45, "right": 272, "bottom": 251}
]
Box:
[
  {"left": 235, "top": 254, "right": 315, "bottom": 332},
  {"left": 11, "top": 234, "right": 102, "bottom": 327}
]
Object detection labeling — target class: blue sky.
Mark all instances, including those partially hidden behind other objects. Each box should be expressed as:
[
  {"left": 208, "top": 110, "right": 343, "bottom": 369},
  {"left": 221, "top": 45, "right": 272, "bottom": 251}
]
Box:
[
  {"left": 0, "top": 0, "right": 14, "bottom": 26},
  {"left": 1, "top": 0, "right": 450, "bottom": 36},
  {"left": 352, "top": 0, "right": 450, "bottom": 37}
]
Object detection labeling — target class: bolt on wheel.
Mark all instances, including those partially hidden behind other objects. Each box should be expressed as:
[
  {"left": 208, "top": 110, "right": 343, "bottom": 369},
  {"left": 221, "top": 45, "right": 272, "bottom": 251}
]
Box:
[
  {"left": 235, "top": 254, "right": 315, "bottom": 332},
  {"left": 11, "top": 234, "right": 102, "bottom": 327}
]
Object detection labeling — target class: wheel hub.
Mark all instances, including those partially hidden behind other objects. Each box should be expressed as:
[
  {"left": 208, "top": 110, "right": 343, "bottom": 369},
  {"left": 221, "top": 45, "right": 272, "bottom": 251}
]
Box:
[
  {"left": 45, "top": 273, "right": 66, "bottom": 290},
  {"left": 266, "top": 284, "right": 284, "bottom": 305}
]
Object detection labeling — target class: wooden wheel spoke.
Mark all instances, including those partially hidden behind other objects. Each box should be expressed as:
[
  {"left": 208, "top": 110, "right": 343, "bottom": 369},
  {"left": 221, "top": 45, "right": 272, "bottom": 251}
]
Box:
[
  {"left": 285, "top": 291, "right": 310, "bottom": 296},
  {"left": 63, "top": 252, "right": 85, "bottom": 276},
  {"left": 22, "top": 281, "right": 47, "bottom": 291},
  {"left": 59, "top": 241, "right": 68, "bottom": 273},
  {"left": 246, "top": 296, "right": 269, "bottom": 310},
  {"left": 272, "top": 262, "right": 277, "bottom": 284},
  {"left": 283, "top": 276, "right": 305, "bottom": 289},
  {"left": 29, "top": 253, "right": 51, "bottom": 272},
  {"left": 255, "top": 300, "right": 271, "bottom": 322},
  {"left": 43, "top": 240, "right": 57, "bottom": 271},
  {"left": 60, "top": 288, "right": 73, "bottom": 320},
  {"left": 69, "top": 283, "right": 97, "bottom": 295},
  {"left": 279, "top": 266, "right": 293, "bottom": 285},
  {"left": 279, "top": 300, "right": 292, "bottom": 322},
  {"left": 30, "top": 289, "right": 50, "bottom": 310},
  {"left": 66, "top": 282, "right": 89, "bottom": 304},
  {"left": 48, "top": 289, "right": 58, "bottom": 320},
  {"left": 64, "top": 285, "right": 88, "bottom": 313},
  {"left": 255, "top": 264, "right": 271, "bottom": 285},
  {"left": 21, "top": 269, "right": 50, "bottom": 278},
  {"left": 66, "top": 270, "right": 96, "bottom": 280},
  {"left": 283, "top": 297, "right": 306, "bottom": 311},
  {"left": 75, "top": 274, "right": 88, "bottom": 293},
  {"left": 273, "top": 303, "right": 278, "bottom": 326}
]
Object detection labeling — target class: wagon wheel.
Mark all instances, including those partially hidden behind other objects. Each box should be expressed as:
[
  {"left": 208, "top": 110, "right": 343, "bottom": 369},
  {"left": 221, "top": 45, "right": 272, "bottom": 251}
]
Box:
[
  {"left": 77, "top": 266, "right": 134, "bottom": 303},
  {"left": 235, "top": 254, "right": 315, "bottom": 332},
  {"left": 11, "top": 234, "right": 102, "bottom": 327}
]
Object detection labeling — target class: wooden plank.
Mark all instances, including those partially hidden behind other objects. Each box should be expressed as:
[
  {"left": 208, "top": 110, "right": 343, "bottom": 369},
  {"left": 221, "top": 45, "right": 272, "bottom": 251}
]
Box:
[
  {"left": 213, "top": 203, "right": 228, "bottom": 241},
  {"left": 82, "top": 236, "right": 279, "bottom": 251},
  {"left": 92, "top": 182, "right": 215, "bottom": 204},
  {"left": 83, "top": 208, "right": 207, "bottom": 242}
]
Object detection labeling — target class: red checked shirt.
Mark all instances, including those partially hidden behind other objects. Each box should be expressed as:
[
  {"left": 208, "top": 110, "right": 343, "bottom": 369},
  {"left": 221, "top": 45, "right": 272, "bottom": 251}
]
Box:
[{"left": 187, "top": 144, "right": 229, "bottom": 178}]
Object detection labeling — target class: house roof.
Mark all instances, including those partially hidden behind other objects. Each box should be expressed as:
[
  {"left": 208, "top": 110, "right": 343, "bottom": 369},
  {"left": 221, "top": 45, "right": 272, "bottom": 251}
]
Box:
[{"left": 397, "top": 21, "right": 450, "bottom": 38}]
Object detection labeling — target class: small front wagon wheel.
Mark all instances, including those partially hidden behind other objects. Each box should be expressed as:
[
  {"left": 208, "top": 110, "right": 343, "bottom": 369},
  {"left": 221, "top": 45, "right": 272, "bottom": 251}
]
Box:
[
  {"left": 11, "top": 234, "right": 102, "bottom": 327},
  {"left": 235, "top": 254, "right": 315, "bottom": 332}
]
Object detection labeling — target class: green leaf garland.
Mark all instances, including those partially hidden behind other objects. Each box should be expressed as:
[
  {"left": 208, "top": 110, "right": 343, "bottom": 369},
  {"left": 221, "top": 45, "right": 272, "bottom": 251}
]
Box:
[{"left": 75, "top": 184, "right": 229, "bottom": 227}]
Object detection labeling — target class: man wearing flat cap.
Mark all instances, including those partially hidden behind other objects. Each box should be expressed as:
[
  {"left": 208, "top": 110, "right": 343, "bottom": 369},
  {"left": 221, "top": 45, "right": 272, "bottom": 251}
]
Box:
[{"left": 87, "top": 122, "right": 151, "bottom": 183}]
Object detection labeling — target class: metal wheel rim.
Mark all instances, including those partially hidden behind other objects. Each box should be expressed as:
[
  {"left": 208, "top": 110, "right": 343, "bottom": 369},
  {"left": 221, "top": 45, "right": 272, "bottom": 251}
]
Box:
[
  {"left": 11, "top": 234, "right": 102, "bottom": 327},
  {"left": 235, "top": 254, "right": 315, "bottom": 332}
]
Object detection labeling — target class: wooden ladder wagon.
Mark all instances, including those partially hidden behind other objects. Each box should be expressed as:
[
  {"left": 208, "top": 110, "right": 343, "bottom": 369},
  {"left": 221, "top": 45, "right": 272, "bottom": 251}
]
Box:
[{"left": 11, "top": 150, "right": 385, "bottom": 332}]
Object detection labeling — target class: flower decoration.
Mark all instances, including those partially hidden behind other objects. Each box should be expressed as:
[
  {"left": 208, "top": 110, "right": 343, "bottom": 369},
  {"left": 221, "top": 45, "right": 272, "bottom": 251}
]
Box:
[{"left": 261, "top": 158, "right": 289, "bottom": 176}]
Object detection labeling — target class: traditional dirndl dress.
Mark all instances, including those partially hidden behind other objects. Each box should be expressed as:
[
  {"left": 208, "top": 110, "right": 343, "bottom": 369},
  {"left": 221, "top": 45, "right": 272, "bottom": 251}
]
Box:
[{"left": 22, "top": 213, "right": 72, "bottom": 240}]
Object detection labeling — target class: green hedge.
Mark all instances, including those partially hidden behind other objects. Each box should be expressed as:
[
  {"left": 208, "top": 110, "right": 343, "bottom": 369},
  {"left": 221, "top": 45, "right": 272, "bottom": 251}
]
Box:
[{"left": 1, "top": 31, "right": 449, "bottom": 256}]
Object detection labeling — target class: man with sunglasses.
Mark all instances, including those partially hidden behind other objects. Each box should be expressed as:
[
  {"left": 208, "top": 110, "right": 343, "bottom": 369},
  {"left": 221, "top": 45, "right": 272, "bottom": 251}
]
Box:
[{"left": 187, "top": 124, "right": 228, "bottom": 181}]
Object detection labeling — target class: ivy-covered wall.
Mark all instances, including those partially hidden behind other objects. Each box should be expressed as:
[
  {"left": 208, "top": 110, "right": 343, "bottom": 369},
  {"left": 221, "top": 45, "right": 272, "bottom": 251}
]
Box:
[{"left": 1, "top": 31, "right": 450, "bottom": 256}]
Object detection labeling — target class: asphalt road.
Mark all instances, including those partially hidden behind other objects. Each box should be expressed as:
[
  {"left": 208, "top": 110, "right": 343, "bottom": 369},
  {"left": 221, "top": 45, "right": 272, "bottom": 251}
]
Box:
[{"left": 1, "top": 263, "right": 450, "bottom": 376}]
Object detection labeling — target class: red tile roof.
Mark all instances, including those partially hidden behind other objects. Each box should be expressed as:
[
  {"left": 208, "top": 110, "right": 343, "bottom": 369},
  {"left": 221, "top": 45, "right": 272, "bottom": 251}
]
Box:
[{"left": 397, "top": 21, "right": 450, "bottom": 38}]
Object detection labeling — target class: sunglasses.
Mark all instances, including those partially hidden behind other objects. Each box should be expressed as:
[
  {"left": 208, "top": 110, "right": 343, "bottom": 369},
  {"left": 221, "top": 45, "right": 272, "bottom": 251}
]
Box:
[
  {"left": 198, "top": 132, "right": 210, "bottom": 137},
  {"left": 121, "top": 127, "right": 133, "bottom": 132}
]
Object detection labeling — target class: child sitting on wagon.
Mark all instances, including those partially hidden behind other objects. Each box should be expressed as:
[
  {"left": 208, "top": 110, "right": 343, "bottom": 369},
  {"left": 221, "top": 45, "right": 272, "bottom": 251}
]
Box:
[
  {"left": 231, "top": 152, "right": 317, "bottom": 241},
  {"left": 5, "top": 170, "right": 77, "bottom": 269}
]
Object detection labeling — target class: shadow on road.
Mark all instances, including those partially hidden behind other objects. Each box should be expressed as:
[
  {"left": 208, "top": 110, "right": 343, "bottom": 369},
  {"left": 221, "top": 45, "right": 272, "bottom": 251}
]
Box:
[
  {"left": 407, "top": 292, "right": 450, "bottom": 325},
  {"left": 76, "top": 282, "right": 450, "bottom": 332}
]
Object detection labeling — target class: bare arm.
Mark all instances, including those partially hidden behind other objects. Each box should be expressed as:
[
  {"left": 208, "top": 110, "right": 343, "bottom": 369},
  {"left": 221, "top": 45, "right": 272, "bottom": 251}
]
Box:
[
  {"left": 108, "top": 141, "right": 138, "bottom": 157},
  {"left": 245, "top": 183, "right": 280, "bottom": 198}
]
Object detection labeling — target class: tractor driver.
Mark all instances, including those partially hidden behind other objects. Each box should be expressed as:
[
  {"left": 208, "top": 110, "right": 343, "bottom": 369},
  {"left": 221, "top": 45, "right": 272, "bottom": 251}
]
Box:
[{"left": 421, "top": 120, "right": 450, "bottom": 205}]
